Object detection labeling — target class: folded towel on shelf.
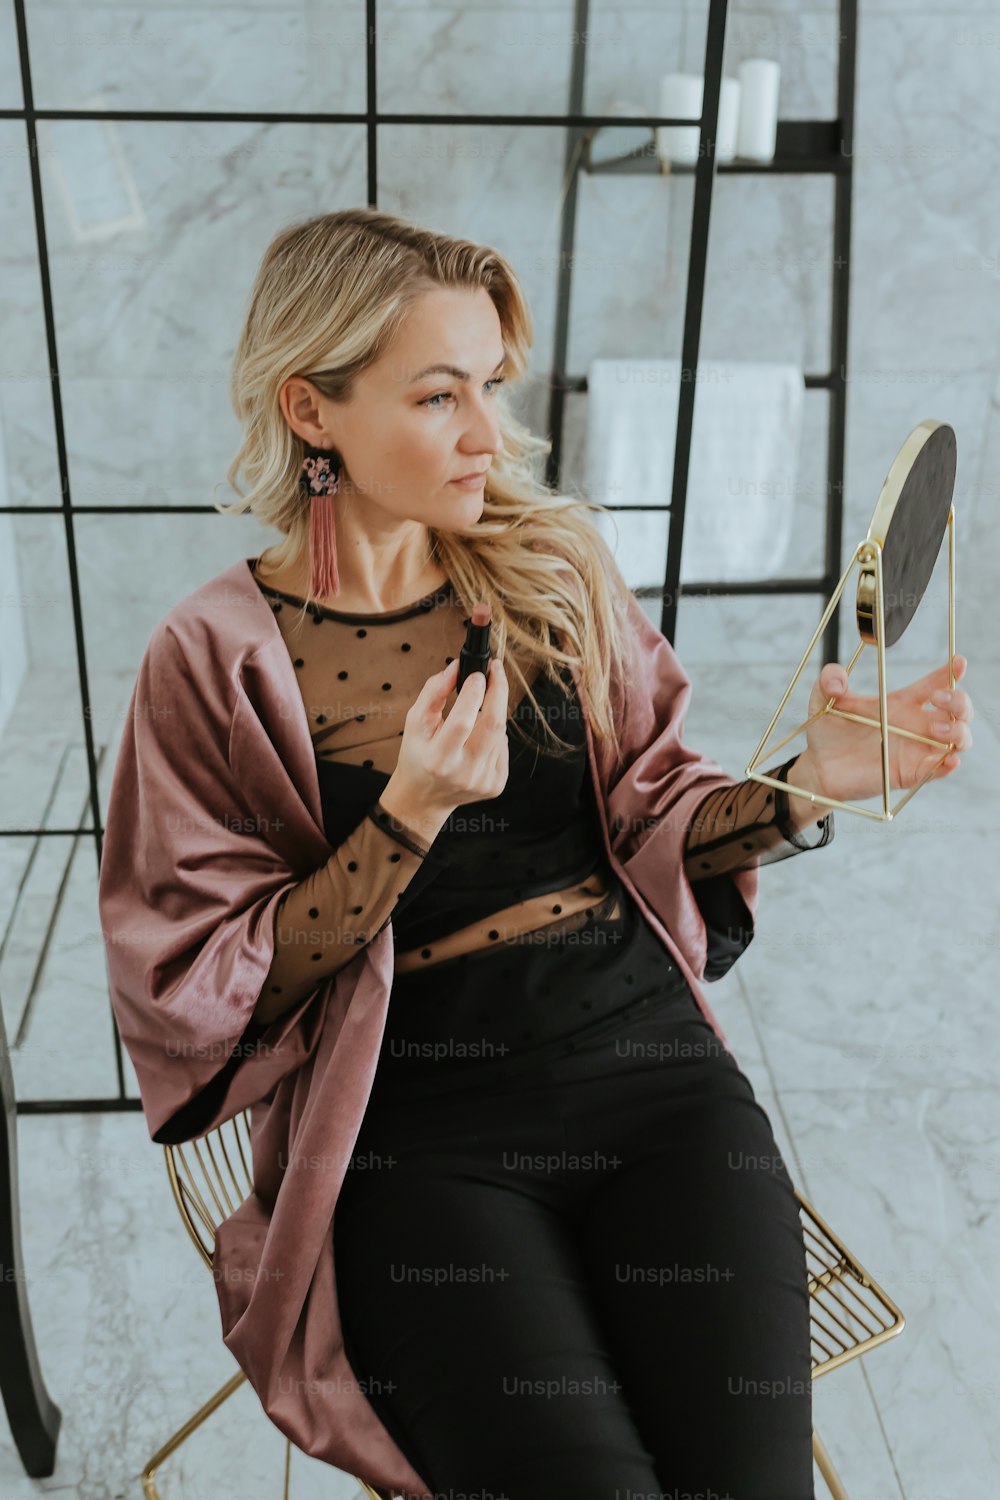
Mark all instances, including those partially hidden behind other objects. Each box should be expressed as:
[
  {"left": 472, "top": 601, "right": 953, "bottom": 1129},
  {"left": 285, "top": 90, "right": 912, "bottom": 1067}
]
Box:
[{"left": 583, "top": 357, "right": 804, "bottom": 588}]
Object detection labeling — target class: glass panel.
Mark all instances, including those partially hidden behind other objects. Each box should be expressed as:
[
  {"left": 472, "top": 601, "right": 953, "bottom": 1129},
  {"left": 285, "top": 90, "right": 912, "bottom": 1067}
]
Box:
[
  {"left": 1, "top": 833, "right": 127, "bottom": 1102},
  {"left": 583, "top": 0, "right": 689, "bottom": 123},
  {"left": 377, "top": 0, "right": 575, "bottom": 118},
  {"left": 698, "top": 174, "right": 834, "bottom": 372},
  {"left": 0, "top": 0, "right": 22, "bottom": 109},
  {"left": 31, "top": 120, "right": 366, "bottom": 509},
  {"left": 26, "top": 0, "right": 367, "bottom": 116},
  {"left": 377, "top": 121, "right": 570, "bottom": 437},
  {"left": 0, "top": 120, "right": 63, "bottom": 508},
  {"left": 0, "top": 515, "right": 93, "bottom": 830}
]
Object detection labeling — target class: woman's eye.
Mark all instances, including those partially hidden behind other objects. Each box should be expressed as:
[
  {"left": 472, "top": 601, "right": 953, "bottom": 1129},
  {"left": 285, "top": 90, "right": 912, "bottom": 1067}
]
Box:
[{"left": 420, "top": 376, "right": 505, "bottom": 409}]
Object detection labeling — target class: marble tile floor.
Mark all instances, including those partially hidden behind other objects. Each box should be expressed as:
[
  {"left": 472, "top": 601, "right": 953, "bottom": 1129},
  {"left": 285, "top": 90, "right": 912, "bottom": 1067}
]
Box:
[{"left": 0, "top": 657, "right": 996, "bottom": 1500}]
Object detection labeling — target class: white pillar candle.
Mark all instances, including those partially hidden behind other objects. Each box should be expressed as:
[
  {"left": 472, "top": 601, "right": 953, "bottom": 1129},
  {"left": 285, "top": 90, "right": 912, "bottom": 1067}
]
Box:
[
  {"left": 716, "top": 77, "right": 742, "bottom": 163},
  {"left": 736, "top": 58, "right": 781, "bottom": 163},
  {"left": 656, "top": 72, "right": 703, "bottom": 169}
]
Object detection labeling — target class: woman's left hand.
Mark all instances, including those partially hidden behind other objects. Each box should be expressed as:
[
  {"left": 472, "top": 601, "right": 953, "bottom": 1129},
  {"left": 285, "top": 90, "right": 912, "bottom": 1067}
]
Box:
[{"left": 796, "top": 654, "right": 973, "bottom": 804}]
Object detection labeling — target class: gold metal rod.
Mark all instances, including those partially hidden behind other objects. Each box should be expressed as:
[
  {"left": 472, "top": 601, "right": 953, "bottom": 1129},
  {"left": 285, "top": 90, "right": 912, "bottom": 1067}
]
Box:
[
  {"left": 809, "top": 1290, "right": 873, "bottom": 1343},
  {"left": 213, "top": 1131, "right": 242, "bottom": 1208},
  {"left": 163, "top": 1147, "right": 211, "bottom": 1268},
  {"left": 746, "top": 543, "right": 864, "bottom": 775},
  {"left": 202, "top": 1135, "right": 238, "bottom": 1219},
  {"left": 810, "top": 1331, "right": 842, "bottom": 1364},
  {"left": 193, "top": 1138, "right": 230, "bottom": 1223},
  {"left": 812, "top": 1296, "right": 881, "bottom": 1346},
  {"left": 812, "top": 1427, "right": 851, "bottom": 1500},
  {"left": 141, "top": 1370, "right": 247, "bottom": 1499},
  {"left": 949, "top": 505, "right": 956, "bottom": 687},
  {"left": 872, "top": 541, "right": 891, "bottom": 817},
  {"left": 174, "top": 1148, "right": 217, "bottom": 1242},
  {"left": 233, "top": 1114, "right": 252, "bottom": 1184}
]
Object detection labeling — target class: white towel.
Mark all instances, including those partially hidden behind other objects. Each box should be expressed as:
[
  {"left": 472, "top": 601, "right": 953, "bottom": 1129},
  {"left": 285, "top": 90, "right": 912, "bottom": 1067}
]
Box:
[{"left": 583, "top": 358, "right": 803, "bottom": 586}]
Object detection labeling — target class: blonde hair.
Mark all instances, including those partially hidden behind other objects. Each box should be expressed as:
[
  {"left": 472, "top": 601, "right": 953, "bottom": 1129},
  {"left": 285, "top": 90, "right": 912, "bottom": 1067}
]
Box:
[{"left": 214, "top": 206, "right": 634, "bottom": 766}]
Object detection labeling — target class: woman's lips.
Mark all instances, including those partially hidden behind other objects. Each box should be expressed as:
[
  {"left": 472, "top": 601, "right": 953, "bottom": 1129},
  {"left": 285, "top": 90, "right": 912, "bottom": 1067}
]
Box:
[{"left": 450, "top": 472, "right": 488, "bottom": 488}]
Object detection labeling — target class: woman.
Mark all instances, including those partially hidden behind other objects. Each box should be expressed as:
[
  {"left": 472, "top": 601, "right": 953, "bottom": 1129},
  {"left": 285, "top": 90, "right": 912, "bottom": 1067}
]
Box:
[{"left": 100, "top": 207, "right": 972, "bottom": 1500}]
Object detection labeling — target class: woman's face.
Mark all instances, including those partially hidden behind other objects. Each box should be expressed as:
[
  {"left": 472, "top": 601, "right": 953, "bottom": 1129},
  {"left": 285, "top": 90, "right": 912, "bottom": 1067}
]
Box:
[{"left": 294, "top": 284, "right": 506, "bottom": 532}]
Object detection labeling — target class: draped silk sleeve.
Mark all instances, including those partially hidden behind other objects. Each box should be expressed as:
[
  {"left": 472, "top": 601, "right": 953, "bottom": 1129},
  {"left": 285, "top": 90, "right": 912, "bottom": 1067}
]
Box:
[
  {"left": 97, "top": 618, "right": 329, "bottom": 1145},
  {"left": 595, "top": 585, "right": 761, "bottom": 984}
]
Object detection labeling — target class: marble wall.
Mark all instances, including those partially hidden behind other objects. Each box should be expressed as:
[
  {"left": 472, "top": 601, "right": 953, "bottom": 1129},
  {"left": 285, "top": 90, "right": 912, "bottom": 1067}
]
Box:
[{"left": 0, "top": 1, "right": 996, "bottom": 1496}]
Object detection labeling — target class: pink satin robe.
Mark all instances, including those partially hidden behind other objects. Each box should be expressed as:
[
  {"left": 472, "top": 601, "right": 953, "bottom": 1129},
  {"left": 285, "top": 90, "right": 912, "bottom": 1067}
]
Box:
[{"left": 97, "top": 556, "right": 759, "bottom": 1498}]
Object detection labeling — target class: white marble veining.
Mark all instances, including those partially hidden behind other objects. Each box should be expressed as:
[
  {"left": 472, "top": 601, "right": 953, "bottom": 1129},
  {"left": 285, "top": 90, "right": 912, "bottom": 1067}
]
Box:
[{"left": 1, "top": 3, "right": 998, "bottom": 1496}]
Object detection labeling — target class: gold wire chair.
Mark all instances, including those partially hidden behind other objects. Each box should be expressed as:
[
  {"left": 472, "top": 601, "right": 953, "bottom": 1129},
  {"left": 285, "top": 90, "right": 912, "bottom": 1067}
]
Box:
[
  {"left": 142, "top": 1109, "right": 904, "bottom": 1500},
  {"left": 140, "top": 1108, "right": 384, "bottom": 1500}
]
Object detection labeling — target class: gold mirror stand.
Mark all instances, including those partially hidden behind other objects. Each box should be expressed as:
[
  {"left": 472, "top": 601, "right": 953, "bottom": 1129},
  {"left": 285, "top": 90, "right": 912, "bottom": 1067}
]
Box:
[{"left": 746, "top": 505, "right": 956, "bottom": 822}]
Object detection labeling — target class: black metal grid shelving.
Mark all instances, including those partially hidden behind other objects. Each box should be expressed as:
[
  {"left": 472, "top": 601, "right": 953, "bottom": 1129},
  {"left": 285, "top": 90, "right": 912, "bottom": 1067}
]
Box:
[
  {"left": 1, "top": 0, "right": 855, "bottom": 1119},
  {"left": 547, "top": 0, "right": 857, "bottom": 659}
]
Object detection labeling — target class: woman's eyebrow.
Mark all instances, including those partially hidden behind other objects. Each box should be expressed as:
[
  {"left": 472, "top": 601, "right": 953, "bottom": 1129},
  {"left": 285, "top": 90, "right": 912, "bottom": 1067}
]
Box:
[{"left": 409, "top": 354, "right": 506, "bottom": 384}]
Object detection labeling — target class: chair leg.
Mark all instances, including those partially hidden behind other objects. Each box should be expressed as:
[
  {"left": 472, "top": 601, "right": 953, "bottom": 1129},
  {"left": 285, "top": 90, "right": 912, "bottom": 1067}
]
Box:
[
  {"left": 141, "top": 1369, "right": 247, "bottom": 1499},
  {"left": 813, "top": 1425, "right": 850, "bottom": 1500}
]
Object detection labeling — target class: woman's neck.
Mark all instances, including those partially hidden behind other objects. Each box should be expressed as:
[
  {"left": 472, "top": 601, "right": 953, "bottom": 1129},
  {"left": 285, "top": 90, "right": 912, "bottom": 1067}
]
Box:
[{"left": 256, "top": 548, "right": 449, "bottom": 613}]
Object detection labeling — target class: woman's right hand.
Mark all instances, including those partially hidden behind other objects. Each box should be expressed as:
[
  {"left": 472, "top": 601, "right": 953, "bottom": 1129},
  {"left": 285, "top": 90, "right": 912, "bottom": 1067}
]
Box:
[{"left": 387, "top": 657, "right": 510, "bottom": 820}]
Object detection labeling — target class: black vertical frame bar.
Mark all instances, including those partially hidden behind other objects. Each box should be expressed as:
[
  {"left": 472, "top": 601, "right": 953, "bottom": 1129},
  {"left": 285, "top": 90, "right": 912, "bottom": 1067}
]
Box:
[
  {"left": 545, "top": 0, "right": 591, "bottom": 489},
  {"left": 0, "top": 1000, "right": 62, "bottom": 1473},
  {"left": 366, "top": 0, "right": 378, "bottom": 205},
  {"left": 825, "top": 0, "right": 857, "bottom": 671},
  {"left": 659, "top": 0, "right": 729, "bottom": 646}
]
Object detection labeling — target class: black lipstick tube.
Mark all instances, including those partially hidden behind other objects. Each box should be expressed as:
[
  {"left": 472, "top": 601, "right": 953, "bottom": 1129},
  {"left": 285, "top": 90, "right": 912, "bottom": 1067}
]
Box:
[{"left": 456, "top": 605, "right": 493, "bottom": 694}]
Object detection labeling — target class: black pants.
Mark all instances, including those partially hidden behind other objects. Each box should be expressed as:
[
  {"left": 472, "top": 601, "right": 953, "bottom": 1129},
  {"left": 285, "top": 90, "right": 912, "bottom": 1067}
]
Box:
[{"left": 334, "top": 889, "right": 815, "bottom": 1500}]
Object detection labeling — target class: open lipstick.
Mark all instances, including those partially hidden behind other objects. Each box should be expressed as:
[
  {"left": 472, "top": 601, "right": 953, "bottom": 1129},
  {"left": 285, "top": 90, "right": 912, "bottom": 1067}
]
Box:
[{"left": 457, "top": 601, "right": 493, "bottom": 694}]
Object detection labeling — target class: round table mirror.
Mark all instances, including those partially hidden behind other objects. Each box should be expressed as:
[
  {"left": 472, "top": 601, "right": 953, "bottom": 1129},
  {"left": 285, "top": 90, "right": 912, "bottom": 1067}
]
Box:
[{"left": 856, "top": 419, "right": 957, "bottom": 648}]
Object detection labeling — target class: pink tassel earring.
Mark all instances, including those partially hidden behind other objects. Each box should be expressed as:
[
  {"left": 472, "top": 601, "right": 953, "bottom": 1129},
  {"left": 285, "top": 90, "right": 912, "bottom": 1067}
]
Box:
[{"left": 299, "top": 443, "right": 342, "bottom": 600}]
